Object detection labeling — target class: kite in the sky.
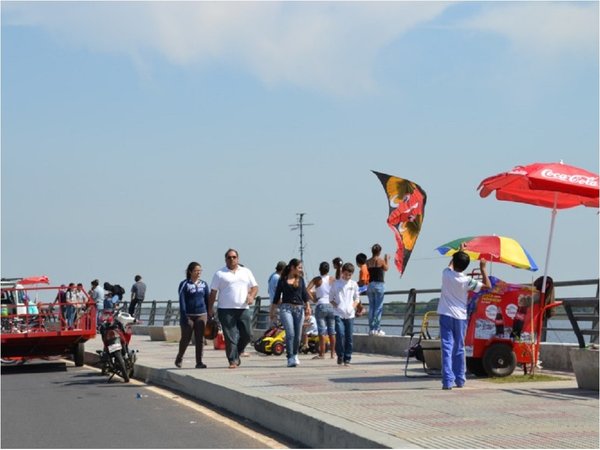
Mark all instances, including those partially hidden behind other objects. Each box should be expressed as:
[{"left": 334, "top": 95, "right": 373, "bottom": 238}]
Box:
[{"left": 372, "top": 170, "right": 427, "bottom": 276}]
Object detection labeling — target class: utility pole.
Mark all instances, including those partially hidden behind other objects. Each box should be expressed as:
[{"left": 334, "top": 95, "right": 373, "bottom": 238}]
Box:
[{"left": 289, "top": 213, "right": 314, "bottom": 262}]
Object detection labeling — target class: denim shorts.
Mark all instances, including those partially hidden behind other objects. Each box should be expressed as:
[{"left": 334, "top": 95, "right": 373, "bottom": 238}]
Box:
[{"left": 315, "top": 303, "right": 335, "bottom": 336}]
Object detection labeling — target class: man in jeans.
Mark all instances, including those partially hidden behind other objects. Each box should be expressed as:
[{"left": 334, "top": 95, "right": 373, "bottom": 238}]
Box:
[{"left": 208, "top": 249, "right": 258, "bottom": 369}]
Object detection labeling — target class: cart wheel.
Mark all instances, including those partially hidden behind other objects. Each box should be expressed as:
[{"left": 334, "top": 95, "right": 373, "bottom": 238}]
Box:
[
  {"left": 73, "top": 342, "right": 85, "bottom": 367},
  {"left": 253, "top": 340, "right": 263, "bottom": 352},
  {"left": 466, "top": 357, "right": 487, "bottom": 377},
  {"left": 483, "top": 343, "right": 517, "bottom": 377},
  {"left": 272, "top": 342, "right": 285, "bottom": 356}
]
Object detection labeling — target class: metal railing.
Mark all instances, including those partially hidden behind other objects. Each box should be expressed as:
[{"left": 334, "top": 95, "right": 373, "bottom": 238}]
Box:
[{"left": 122, "top": 278, "right": 599, "bottom": 344}]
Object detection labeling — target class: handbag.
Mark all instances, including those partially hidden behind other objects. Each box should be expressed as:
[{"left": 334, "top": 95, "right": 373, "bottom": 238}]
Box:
[
  {"left": 355, "top": 301, "right": 365, "bottom": 317},
  {"left": 204, "top": 316, "right": 219, "bottom": 340}
]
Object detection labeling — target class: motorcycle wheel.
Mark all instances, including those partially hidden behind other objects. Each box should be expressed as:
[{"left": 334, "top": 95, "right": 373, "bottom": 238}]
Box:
[
  {"left": 113, "top": 352, "right": 130, "bottom": 382},
  {"left": 126, "top": 351, "right": 135, "bottom": 378}
]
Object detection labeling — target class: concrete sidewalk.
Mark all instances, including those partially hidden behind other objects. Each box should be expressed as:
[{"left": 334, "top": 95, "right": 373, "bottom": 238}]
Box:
[{"left": 85, "top": 335, "right": 599, "bottom": 449}]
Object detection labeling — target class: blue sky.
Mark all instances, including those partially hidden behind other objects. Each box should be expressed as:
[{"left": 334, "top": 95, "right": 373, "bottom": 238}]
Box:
[{"left": 2, "top": 1, "right": 598, "bottom": 302}]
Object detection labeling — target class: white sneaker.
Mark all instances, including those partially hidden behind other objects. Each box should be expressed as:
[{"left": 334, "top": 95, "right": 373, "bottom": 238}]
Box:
[
  {"left": 369, "top": 330, "right": 374, "bottom": 336},
  {"left": 287, "top": 357, "right": 296, "bottom": 367},
  {"left": 294, "top": 355, "right": 300, "bottom": 366},
  {"left": 376, "top": 330, "right": 386, "bottom": 336}
]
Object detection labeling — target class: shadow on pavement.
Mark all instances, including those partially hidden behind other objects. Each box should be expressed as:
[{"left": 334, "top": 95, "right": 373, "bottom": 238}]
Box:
[
  {"left": 1, "top": 361, "right": 67, "bottom": 374},
  {"left": 500, "top": 386, "right": 600, "bottom": 400}
]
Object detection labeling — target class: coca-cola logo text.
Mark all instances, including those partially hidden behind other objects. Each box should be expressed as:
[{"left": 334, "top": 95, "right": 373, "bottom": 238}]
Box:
[{"left": 540, "top": 169, "right": 598, "bottom": 187}]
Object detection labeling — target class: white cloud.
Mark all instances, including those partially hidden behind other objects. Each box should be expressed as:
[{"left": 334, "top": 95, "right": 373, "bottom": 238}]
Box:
[
  {"left": 2, "top": 2, "right": 448, "bottom": 95},
  {"left": 459, "top": 2, "right": 598, "bottom": 59}
]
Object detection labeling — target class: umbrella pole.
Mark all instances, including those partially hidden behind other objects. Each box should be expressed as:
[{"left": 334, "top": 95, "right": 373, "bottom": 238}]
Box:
[
  {"left": 541, "top": 195, "right": 558, "bottom": 295},
  {"left": 536, "top": 194, "right": 558, "bottom": 375},
  {"left": 530, "top": 278, "right": 535, "bottom": 376}
]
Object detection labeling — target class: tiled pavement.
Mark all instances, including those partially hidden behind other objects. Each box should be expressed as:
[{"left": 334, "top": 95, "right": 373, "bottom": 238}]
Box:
[{"left": 85, "top": 335, "right": 599, "bottom": 449}]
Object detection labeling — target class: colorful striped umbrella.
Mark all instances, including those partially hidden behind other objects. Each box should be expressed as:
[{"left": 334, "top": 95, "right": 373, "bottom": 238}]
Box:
[{"left": 436, "top": 235, "right": 538, "bottom": 271}]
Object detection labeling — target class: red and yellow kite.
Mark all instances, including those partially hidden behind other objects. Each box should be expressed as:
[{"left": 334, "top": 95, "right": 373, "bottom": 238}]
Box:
[{"left": 372, "top": 171, "right": 427, "bottom": 276}]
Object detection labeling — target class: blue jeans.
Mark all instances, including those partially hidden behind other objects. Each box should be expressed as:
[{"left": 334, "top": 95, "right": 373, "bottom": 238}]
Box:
[
  {"left": 335, "top": 316, "right": 354, "bottom": 363},
  {"left": 439, "top": 314, "right": 467, "bottom": 388},
  {"left": 217, "top": 308, "right": 252, "bottom": 365},
  {"left": 315, "top": 303, "right": 335, "bottom": 336},
  {"left": 367, "top": 282, "right": 385, "bottom": 332},
  {"left": 279, "top": 303, "right": 304, "bottom": 358},
  {"left": 65, "top": 305, "right": 76, "bottom": 327}
]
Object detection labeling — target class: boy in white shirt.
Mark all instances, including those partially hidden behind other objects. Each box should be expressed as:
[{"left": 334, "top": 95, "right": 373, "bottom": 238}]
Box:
[
  {"left": 330, "top": 263, "right": 360, "bottom": 366},
  {"left": 437, "top": 247, "right": 490, "bottom": 390}
]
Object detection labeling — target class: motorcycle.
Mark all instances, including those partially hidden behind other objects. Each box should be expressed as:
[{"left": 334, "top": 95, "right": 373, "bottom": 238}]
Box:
[{"left": 96, "top": 307, "right": 137, "bottom": 382}]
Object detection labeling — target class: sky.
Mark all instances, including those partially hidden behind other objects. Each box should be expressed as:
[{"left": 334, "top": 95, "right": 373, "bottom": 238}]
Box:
[{"left": 2, "top": 1, "right": 598, "bottom": 303}]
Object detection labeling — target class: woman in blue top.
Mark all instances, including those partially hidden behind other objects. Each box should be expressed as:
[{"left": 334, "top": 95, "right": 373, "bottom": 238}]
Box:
[
  {"left": 273, "top": 258, "right": 310, "bottom": 368},
  {"left": 175, "top": 262, "right": 209, "bottom": 369}
]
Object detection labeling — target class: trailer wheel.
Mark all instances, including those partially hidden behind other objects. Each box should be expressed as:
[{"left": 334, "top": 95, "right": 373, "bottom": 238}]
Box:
[
  {"left": 483, "top": 344, "right": 516, "bottom": 377},
  {"left": 466, "top": 357, "right": 487, "bottom": 377},
  {"left": 73, "top": 342, "right": 85, "bottom": 367}
]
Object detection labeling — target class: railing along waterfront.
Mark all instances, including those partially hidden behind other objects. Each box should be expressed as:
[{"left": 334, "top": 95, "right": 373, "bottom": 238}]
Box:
[{"left": 124, "top": 278, "right": 598, "bottom": 345}]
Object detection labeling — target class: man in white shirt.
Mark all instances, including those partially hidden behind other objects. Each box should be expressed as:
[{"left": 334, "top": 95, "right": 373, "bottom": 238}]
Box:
[
  {"left": 437, "top": 248, "right": 490, "bottom": 390},
  {"left": 209, "top": 249, "right": 258, "bottom": 369}
]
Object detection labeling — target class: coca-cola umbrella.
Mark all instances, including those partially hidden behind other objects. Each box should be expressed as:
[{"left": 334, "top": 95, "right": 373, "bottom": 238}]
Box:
[{"left": 478, "top": 161, "right": 599, "bottom": 293}]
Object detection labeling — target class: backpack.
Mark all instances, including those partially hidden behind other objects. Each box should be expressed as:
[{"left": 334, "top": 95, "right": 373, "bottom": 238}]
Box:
[{"left": 113, "top": 284, "right": 126, "bottom": 300}]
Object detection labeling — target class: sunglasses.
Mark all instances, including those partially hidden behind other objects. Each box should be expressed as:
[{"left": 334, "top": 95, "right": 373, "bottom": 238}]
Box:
[{"left": 226, "top": 255, "right": 238, "bottom": 260}]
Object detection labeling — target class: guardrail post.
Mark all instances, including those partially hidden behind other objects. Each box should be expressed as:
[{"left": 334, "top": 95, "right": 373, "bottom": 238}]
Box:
[
  {"left": 252, "top": 296, "right": 262, "bottom": 329},
  {"left": 592, "top": 283, "right": 599, "bottom": 344},
  {"left": 541, "top": 314, "right": 548, "bottom": 342},
  {"left": 148, "top": 301, "right": 156, "bottom": 326},
  {"left": 164, "top": 300, "right": 173, "bottom": 326},
  {"left": 402, "top": 289, "right": 417, "bottom": 336}
]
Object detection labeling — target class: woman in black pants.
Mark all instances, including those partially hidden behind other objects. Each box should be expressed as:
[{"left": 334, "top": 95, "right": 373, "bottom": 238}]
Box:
[{"left": 175, "top": 262, "right": 210, "bottom": 369}]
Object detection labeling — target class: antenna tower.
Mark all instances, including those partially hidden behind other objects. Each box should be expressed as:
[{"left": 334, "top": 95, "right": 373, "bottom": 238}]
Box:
[{"left": 289, "top": 213, "right": 314, "bottom": 262}]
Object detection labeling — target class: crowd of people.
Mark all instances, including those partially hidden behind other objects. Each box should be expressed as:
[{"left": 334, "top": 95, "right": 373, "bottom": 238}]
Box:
[
  {"left": 52, "top": 276, "right": 146, "bottom": 329},
  {"left": 175, "top": 244, "right": 391, "bottom": 371},
  {"left": 174, "top": 241, "right": 488, "bottom": 391},
  {"left": 52, "top": 241, "right": 485, "bottom": 391}
]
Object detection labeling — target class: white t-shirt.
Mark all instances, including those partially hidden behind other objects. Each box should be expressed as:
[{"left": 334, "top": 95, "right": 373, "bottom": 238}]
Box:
[
  {"left": 436, "top": 267, "right": 483, "bottom": 320},
  {"left": 330, "top": 279, "right": 359, "bottom": 319},
  {"left": 315, "top": 275, "right": 332, "bottom": 305},
  {"left": 210, "top": 266, "right": 258, "bottom": 309}
]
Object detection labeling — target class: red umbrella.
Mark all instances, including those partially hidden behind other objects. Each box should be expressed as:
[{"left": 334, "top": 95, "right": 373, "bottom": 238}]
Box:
[{"left": 478, "top": 161, "right": 599, "bottom": 293}]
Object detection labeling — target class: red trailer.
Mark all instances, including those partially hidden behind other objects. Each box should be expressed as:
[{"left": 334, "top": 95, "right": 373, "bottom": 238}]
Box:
[
  {"left": 1, "top": 280, "right": 97, "bottom": 366},
  {"left": 465, "top": 276, "right": 561, "bottom": 377}
]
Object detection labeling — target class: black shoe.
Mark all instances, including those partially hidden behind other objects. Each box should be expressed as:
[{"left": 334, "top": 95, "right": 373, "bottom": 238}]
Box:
[
  {"left": 337, "top": 357, "right": 343, "bottom": 365},
  {"left": 195, "top": 362, "right": 207, "bottom": 369},
  {"left": 175, "top": 358, "right": 182, "bottom": 368},
  {"left": 442, "top": 386, "right": 452, "bottom": 390}
]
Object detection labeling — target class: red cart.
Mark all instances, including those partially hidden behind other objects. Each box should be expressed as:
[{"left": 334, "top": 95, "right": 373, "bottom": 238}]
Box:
[
  {"left": 465, "top": 276, "right": 561, "bottom": 377},
  {"left": 1, "top": 281, "right": 97, "bottom": 366}
]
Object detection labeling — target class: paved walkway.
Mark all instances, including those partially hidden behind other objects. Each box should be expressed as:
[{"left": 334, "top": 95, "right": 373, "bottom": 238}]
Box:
[{"left": 85, "top": 335, "right": 599, "bottom": 449}]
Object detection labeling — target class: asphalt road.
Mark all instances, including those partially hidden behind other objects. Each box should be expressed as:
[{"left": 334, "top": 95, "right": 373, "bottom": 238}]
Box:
[{"left": 1, "top": 360, "right": 289, "bottom": 449}]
